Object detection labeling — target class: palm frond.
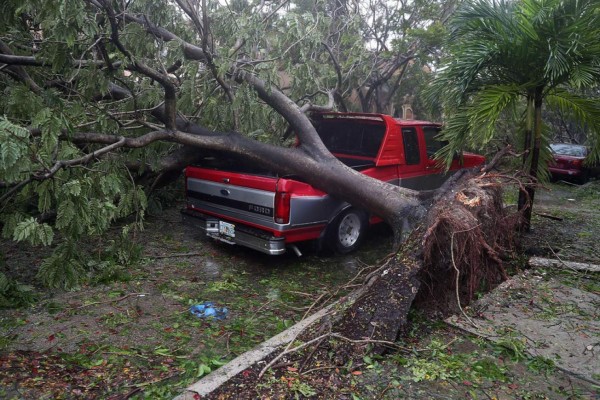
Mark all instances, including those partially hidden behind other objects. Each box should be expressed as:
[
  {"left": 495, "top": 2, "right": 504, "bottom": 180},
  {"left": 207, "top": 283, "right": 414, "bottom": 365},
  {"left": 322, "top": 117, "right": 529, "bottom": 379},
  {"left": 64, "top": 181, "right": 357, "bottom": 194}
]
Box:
[{"left": 466, "top": 84, "right": 522, "bottom": 144}]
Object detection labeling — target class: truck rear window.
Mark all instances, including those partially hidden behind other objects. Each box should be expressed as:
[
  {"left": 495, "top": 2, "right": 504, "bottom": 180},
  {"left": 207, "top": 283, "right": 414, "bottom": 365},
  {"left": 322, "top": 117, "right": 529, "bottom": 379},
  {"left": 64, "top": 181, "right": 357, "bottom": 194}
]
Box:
[
  {"left": 423, "top": 126, "right": 447, "bottom": 158},
  {"left": 315, "top": 121, "right": 385, "bottom": 158}
]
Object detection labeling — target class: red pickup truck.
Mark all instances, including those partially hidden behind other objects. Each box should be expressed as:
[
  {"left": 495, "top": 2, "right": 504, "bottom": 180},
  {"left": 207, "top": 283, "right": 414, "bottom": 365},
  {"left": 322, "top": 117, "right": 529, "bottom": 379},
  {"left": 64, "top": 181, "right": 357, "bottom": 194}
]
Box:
[{"left": 182, "top": 113, "right": 484, "bottom": 255}]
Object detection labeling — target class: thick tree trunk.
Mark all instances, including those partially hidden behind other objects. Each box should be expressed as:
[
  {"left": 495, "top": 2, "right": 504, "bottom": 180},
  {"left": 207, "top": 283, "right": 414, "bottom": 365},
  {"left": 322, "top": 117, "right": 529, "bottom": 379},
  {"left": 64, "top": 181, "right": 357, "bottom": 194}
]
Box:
[
  {"left": 171, "top": 128, "right": 423, "bottom": 238},
  {"left": 326, "top": 169, "right": 517, "bottom": 363}
]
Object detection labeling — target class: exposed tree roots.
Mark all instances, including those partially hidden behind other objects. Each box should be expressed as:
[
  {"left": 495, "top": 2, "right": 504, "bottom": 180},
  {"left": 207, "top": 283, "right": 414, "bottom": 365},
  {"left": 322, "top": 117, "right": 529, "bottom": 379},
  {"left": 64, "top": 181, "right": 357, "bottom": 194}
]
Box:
[
  {"left": 417, "top": 174, "right": 519, "bottom": 309},
  {"left": 325, "top": 172, "right": 522, "bottom": 364}
]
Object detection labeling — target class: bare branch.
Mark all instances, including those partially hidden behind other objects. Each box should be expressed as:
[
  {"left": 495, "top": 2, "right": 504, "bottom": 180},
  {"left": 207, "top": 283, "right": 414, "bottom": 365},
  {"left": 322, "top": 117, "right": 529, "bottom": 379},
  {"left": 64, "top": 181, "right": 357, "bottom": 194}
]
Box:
[
  {"left": 299, "top": 90, "right": 336, "bottom": 113},
  {"left": 0, "top": 40, "right": 43, "bottom": 94},
  {"left": 322, "top": 42, "right": 343, "bottom": 91},
  {"left": 129, "top": 62, "right": 177, "bottom": 129},
  {"left": 120, "top": 13, "right": 208, "bottom": 63},
  {"left": 261, "top": 0, "right": 292, "bottom": 24}
]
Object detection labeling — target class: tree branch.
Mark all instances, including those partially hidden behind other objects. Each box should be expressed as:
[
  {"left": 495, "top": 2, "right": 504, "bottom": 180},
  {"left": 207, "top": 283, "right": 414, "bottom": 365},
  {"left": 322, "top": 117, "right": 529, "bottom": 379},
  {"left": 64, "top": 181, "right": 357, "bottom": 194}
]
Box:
[
  {"left": 1, "top": 130, "right": 174, "bottom": 205},
  {"left": 129, "top": 62, "right": 177, "bottom": 129},
  {"left": 0, "top": 40, "right": 43, "bottom": 94},
  {"left": 235, "top": 70, "right": 330, "bottom": 157},
  {"left": 299, "top": 90, "right": 336, "bottom": 113},
  {"left": 121, "top": 14, "right": 208, "bottom": 63}
]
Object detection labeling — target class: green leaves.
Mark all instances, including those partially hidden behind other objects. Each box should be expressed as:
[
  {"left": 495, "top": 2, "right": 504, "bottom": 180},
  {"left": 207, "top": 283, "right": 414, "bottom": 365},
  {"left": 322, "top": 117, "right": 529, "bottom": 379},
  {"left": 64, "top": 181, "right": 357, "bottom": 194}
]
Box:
[
  {"left": 0, "top": 272, "right": 36, "bottom": 308},
  {"left": 429, "top": 0, "right": 600, "bottom": 169},
  {"left": 37, "top": 241, "right": 85, "bottom": 289},
  {"left": 0, "top": 117, "right": 31, "bottom": 183},
  {"left": 13, "top": 217, "right": 54, "bottom": 246}
]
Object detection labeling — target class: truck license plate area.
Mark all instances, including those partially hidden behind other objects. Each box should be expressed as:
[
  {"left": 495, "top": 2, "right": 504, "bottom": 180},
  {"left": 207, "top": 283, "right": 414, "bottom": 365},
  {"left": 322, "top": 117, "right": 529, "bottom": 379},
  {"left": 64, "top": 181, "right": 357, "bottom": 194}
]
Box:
[{"left": 219, "top": 221, "right": 235, "bottom": 238}]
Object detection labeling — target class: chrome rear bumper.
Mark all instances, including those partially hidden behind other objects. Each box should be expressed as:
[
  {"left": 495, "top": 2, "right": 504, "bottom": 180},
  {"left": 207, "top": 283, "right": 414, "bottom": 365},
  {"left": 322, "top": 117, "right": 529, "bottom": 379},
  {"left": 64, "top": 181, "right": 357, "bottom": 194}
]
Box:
[{"left": 181, "top": 208, "right": 286, "bottom": 255}]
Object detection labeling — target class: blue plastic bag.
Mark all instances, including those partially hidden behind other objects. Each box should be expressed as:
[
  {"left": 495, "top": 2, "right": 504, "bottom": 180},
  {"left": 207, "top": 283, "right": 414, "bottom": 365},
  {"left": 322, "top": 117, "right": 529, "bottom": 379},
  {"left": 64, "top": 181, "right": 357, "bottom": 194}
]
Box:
[{"left": 190, "top": 302, "right": 228, "bottom": 320}]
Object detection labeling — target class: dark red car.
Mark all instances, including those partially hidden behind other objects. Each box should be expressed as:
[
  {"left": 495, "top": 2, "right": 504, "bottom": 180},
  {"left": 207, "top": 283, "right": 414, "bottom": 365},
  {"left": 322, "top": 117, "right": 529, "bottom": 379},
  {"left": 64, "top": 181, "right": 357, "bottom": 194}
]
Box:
[{"left": 549, "top": 143, "right": 599, "bottom": 184}]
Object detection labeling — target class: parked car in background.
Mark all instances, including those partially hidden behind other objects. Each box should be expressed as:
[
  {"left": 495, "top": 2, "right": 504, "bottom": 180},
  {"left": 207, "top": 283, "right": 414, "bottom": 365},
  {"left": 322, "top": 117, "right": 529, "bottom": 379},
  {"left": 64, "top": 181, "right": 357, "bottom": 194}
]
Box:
[{"left": 548, "top": 143, "right": 599, "bottom": 184}]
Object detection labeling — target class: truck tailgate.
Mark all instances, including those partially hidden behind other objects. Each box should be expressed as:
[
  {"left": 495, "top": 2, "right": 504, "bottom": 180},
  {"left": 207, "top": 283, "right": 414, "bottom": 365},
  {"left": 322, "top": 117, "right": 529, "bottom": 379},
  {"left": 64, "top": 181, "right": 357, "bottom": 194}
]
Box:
[{"left": 185, "top": 167, "right": 279, "bottom": 229}]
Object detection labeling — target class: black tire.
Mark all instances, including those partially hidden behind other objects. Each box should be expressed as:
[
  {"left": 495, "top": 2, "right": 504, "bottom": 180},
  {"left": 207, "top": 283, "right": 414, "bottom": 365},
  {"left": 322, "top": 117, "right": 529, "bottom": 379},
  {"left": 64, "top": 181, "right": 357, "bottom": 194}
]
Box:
[{"left": 326, "top": 209, "right": 367, "bottom": 254}]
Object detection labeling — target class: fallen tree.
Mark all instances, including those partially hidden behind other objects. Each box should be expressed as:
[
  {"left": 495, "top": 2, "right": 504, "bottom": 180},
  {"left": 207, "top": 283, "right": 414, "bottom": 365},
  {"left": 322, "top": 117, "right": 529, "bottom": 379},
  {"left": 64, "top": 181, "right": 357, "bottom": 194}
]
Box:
[
  {"left": 1, "top": 1, "right": 525, "bottom": 363},
  {"left": 328, "top": 167, "right": 520, "bottom": 359},
  {"left": 0, "top": 0, "right": 449, "bottom": 290}
]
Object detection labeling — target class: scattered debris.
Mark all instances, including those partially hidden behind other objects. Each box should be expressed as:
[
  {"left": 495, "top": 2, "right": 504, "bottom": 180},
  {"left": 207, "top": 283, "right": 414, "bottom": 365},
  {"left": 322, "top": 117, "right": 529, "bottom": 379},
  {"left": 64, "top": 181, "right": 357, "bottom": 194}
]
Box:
[
  {"left": 446, "top": 270, "right": 600, "bottom": 385},
  {"left": 534, "top": 212, "right": 563, "bottom": 221},
  {"left": 190, "top": 302, "right": 228, "bottom": 320}
]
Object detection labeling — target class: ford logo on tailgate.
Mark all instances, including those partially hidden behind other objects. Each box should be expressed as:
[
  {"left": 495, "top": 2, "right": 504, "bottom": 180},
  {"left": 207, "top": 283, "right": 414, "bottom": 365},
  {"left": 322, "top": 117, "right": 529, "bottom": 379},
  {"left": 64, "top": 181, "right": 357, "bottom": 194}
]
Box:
[{"left": 220, "top": 189, "right": 230, "bottom": 196}]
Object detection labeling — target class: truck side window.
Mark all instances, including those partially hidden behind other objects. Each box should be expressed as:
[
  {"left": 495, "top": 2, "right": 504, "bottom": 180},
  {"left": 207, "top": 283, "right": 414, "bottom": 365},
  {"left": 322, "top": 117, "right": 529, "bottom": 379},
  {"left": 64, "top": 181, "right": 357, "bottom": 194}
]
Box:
[
  {"left": 402, "top": 128, "right": 420, "bottom": 165},
  {"left": 423, "top": 126, "right": 448, "bottom": 159}
]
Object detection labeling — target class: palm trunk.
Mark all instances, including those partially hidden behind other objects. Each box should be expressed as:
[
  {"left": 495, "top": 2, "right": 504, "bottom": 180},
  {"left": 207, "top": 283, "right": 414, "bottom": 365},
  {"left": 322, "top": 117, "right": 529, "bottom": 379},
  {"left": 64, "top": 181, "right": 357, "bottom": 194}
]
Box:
[
  {"left": 517, "top": 94, "right": 534, "bottom": 216},
  {"left": 522, "top": 88, "right": 544, "bottom": 231}
]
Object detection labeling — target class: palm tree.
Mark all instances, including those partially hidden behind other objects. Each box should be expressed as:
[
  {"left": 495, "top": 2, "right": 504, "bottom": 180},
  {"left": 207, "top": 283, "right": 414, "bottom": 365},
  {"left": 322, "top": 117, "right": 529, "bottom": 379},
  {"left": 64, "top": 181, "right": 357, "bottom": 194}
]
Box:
[{"left": 428, "top": 0, "right": 600, "bottom": 230}]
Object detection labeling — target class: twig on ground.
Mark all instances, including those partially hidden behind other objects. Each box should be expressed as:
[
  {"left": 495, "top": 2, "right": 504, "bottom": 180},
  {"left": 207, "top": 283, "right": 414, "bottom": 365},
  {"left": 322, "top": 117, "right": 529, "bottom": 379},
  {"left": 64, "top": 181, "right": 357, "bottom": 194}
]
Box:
[
  {"left": 330, "top": 333, "right": 411, "bottom": 352},
  {"left": 379, "top": 382, "right": 395, "bottom": 398},
  {"left": 535, "top": 212, "right": 563, "bottom": 221},
  {"left": 270, "top": 361, "right": 294, "bottom": 369},
  {"left": 301, "top": 291, "right": 330, "bottom": 320},
  {"left": 151, "top": 252, "right": 205, "bottom": 259},
  {"left": 301, "top": 365, "right": 337, "bottom": 375},
  {"left": 298, "top": 335, "right": 328, "bottom": 373},
  {"left": 72, "top": 292, "right": 150, "bottom": 310},
  {"left": 127, "top": 372, "right": 181, "bottom": 388},
  {"left": 259, "top": 332, "right": 331, "bottom": 378}
]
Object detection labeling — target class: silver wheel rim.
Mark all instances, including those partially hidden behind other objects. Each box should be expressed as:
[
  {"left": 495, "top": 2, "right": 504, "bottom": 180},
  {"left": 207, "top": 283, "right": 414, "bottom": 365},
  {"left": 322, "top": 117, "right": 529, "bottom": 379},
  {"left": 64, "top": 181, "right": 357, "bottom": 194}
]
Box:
[{"left": 338, "top": 213, "right": 361, "bottom": 248}]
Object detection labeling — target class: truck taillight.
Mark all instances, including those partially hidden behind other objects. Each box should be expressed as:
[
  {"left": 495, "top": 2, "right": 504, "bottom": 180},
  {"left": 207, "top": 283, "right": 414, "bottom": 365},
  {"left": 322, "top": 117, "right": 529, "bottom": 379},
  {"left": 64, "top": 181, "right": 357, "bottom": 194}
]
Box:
[{"left": 275, "top": 192, "right": 290, "bottom": 224}]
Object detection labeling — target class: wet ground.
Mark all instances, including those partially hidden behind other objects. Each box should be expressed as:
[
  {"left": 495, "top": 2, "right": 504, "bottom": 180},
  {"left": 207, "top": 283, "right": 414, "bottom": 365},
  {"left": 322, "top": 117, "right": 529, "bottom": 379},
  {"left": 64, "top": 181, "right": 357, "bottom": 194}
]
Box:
[
  {"left": 178, "top": 180, "right": 600, "bottom": 400},
  {"left": 0, "top": 180, "right": 598, "bottom": 399},
  {"left": 0, "top": 205, "right": 392, "bottom": 398}
]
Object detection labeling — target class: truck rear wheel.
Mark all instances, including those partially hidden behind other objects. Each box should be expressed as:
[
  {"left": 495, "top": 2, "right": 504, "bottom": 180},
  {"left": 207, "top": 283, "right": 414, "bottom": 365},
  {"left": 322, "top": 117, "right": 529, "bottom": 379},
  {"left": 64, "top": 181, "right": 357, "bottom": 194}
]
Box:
[{"left": 327, "top": 209, "right": 367, "bottom": 254}]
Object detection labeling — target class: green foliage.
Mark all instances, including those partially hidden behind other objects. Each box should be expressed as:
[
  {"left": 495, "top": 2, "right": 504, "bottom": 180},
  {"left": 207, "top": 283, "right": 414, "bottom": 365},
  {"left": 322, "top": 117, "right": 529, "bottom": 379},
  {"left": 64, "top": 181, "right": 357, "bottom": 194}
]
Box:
[
  {"left": 491, "top": 335, "right": 528, "bottom": 362},
  {"left": 0, "top": 117, "right": 31, "bottom": 183},
  {"left": 13, "top": 217, "right": 54, "bottom": 246},
  {"left": 37, "top": 241, "right": 86, "bottom": 289},
  {"left": 427, "top": 0, "right": 600, "bottom": 167},
  {"left": 394, "top": 338, "right": 510, "bottom": 383},
  {"left": 0, "top": 272, "right": 36, "bottom": 308},
  {"left": 527, "top": 356, "right": 556, "bottom": 375}
]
